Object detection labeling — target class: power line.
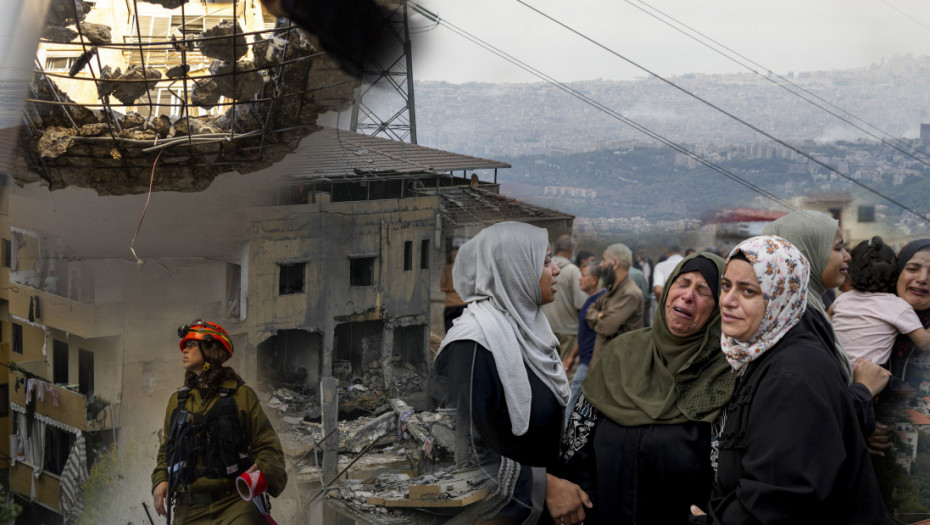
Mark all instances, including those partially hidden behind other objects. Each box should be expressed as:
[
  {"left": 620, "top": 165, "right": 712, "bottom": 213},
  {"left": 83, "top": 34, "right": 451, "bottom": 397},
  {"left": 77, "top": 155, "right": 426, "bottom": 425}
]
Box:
[
  {"left": 408, "top": 3, "right": 797, "bottom": 212},
  {"left": 516, "top": 0, "right": 930, "bottom": 223},
  {"left": 624, "top": 0, "right": 930, "bottom": 169},
  {"left": 878, "top": 0, "right": 930, "bottom": 33}
]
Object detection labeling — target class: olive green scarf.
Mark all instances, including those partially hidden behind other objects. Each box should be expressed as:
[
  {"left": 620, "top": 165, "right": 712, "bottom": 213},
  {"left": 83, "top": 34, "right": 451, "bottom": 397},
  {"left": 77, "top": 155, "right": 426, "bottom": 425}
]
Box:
[{"left": 581, "top": 253, "right": 736, "bottom": 426}]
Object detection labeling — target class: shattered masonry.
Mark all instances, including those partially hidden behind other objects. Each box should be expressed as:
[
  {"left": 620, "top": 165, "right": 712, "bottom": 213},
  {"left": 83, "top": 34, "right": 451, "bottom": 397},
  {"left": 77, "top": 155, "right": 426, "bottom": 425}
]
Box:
[{"left": 24, "top": 0, "right": 359, "bottom": 195}]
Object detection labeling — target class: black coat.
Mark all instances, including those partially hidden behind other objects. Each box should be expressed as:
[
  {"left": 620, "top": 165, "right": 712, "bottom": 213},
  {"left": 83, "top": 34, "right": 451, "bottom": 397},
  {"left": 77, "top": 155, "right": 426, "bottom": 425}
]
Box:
[
  {"left": 563, "top": 402, "right": 714, "bottom": 524},
  {"left": 433, "top": 340, "right": 565, "bottom": 524},
  {"left": 708, "top": 309, "right": 885, "bottom": 524}
]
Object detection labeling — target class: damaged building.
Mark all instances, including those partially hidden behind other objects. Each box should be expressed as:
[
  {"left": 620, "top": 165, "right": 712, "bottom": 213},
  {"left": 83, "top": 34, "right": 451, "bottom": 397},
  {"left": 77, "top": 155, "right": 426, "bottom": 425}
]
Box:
[
  {"left": 0, "top": 126, "right": 573, "bottom": 523},
  {"left": 20, "top": 0, "right": 358, "bottom": 194},
  {"left": 0, "top": 0, "right": 577, "bottom": 522}
]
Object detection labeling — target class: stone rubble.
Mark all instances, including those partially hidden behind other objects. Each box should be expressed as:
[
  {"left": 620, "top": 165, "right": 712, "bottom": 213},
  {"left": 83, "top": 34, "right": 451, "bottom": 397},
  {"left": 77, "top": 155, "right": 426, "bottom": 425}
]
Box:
[
  {"left": 198, "top": 21, "right": 248, "bottom": 63},
  {"left": 23, "top": 12, "right": 351, "bottom": 194}
]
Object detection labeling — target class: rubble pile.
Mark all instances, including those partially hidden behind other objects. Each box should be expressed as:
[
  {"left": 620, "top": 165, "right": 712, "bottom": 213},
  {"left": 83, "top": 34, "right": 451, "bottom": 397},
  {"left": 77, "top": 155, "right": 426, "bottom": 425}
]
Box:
[
  {"left": 328, "top": 467, "right": 493, "bottom": 521},
  {"left": 19, "top": 6, "right": 359, "bottom": 195},
  {"left": 273, "top": 396, "right": 455, "bottom": 484}
]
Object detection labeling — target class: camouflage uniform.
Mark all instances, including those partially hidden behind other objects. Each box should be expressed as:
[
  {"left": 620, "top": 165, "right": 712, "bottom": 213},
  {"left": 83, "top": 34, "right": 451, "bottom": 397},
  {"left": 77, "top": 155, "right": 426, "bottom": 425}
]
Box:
[{"left": 152, "top": 378, "right": 286, "bottom": 524}]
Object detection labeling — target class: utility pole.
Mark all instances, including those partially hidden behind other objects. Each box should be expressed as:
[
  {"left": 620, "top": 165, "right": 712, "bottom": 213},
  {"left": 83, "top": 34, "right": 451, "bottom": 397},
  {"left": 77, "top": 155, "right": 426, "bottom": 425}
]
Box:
[{"left": 350, "top": 1, "right": 417, "bottom": 144}]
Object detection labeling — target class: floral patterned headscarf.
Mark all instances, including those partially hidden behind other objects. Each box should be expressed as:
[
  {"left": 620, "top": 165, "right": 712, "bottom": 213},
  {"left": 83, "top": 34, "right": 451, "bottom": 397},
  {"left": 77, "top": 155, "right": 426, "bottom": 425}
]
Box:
[{"left": 721, "top": 235, "right": 810, "bottom": 374}]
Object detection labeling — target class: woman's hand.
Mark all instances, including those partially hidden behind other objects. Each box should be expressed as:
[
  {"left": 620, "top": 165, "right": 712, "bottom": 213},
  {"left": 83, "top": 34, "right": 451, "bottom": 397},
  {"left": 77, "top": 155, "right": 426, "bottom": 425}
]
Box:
[
  {"left": 867, "top": 421, "right": 893, "bottom": 456},
  {"left": 546, "top": 473, "right": 592, "bottom": 524},
  {"left": 852, "top": 358, "right": 891, "bottom": 397},
  {"left": 691, "top": 505, "right": 706, "bottom": 516},
  {"left": 153, "top": 481, "right": 169, "bottom": 517}
]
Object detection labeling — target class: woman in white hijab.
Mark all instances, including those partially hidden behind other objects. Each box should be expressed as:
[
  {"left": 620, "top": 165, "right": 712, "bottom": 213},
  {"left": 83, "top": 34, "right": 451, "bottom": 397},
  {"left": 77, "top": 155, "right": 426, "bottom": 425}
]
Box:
[{"left": 433, "top": 222, "right": 591, "bottom": 525}]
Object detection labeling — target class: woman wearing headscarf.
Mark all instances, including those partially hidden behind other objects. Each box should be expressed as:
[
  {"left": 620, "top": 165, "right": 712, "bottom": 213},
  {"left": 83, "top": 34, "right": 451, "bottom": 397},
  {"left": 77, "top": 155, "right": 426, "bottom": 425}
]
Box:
[
  {"left": 432, "top": 222, "right": 591, "bottom": 525},
  {"left": 561, "top": 253, "right": 735, "bottom": 524},
  {"left": 888, "top": 239, "right": 930, "bottom": 380},
  {"left": 762, "top": 210, "right": 890, "bottom": 442},
  {"left": 699, "top": 236, "right": 885, "bottom": 524}
]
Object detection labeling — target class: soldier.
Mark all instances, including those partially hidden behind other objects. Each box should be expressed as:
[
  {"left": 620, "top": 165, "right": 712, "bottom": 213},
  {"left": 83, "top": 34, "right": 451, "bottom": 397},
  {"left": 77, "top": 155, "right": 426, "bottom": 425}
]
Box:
[{"left": 152, "top": 320, "right": 286, "bottom": 524}]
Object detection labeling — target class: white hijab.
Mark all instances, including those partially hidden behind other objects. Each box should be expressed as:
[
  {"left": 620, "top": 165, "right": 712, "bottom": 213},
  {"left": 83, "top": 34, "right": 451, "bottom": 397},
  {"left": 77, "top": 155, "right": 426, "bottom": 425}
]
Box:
[{"left": 437, "top": 222, "right": 571, "bottom": 436}]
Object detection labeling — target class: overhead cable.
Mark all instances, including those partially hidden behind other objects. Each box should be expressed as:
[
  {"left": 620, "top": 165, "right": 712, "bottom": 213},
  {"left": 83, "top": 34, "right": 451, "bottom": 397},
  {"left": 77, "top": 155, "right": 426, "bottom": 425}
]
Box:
[
  {"left": 409, "top": 2, "right": 797, "bottom": 212},
  {"left": 516, "top": 0, "right": 930, "bottom": 223},
  {"left": 626, "top": 0, "right": 930, "bottom": 168}
]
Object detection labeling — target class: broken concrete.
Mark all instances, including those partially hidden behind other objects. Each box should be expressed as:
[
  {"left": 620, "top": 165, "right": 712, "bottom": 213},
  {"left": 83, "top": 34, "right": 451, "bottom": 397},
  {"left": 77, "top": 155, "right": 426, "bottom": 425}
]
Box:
[
  {"left": 166, "top": 64, "right": 190, "bottom": 80},
  {"left": 78, "top": 22, "right": 111, "bottom": 45},
  {"left": 46, "top": 0, "right": 91, "bottom": 27},
  {"left": 210, "top": 60, "right": 265, "bottom": 101},
  {"left": 43, "top": 26, "right": 78, "bottom": 44},
  {"left": 199, "top": 21, "right": 248, "bottom": 63},
  {"left": 38, "top": 127, "right": 75, "bottom": 158},
  {"left": 111, "top": 66, "right": 163, "bottom": 106}
]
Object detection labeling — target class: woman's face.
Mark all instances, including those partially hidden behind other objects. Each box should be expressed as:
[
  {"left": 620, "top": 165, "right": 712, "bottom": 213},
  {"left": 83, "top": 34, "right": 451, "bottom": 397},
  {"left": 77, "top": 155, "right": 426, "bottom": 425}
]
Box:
[
  {"left": 538, "top": 246, "right": 560, "bottom": 305},
  {"left": 182, "top": 339, "right": 204, "bottom": 373},
  {"left": 664, "top": 270, "right": 716, "bottom": 337},
  {"left": 897, "top": 249, "right": 930, "bottom": 311},
  {"left": 720, "top": 259, "right": 767, "bottom": 342},
  {"left": 820, "top": 228, "right": 850, "bottom": 289}
]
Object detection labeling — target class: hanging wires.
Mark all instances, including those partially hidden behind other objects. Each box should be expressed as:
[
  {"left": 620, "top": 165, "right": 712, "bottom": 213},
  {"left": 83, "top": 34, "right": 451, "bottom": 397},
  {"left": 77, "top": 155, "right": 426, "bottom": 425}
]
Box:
[
  {"left": 408, "top": 2, "right": 796, "bottom": 211},
  {"left": 515, "top": 0, "right": 930, "bottom": 223},
  {"left": 623, "top": 0, "right": 930, "bottom": 169}
]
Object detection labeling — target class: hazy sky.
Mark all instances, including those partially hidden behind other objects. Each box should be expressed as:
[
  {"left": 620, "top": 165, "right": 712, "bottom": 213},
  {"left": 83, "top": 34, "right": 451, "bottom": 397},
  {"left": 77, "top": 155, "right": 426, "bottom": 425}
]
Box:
[{"left": 412, "top": 0, "right": 930, "bottom": 83}]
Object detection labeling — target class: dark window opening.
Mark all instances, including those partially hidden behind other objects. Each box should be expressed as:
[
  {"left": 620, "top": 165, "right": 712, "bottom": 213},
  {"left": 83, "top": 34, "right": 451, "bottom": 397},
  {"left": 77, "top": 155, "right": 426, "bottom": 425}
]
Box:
[
  {"left": 12, "top": 323, "right": 22, "bottom": 354},
  {"left": 0, "top": 385, "right": 8, "bottom": 418},
  {"left": 2, "top": 239, "right": 9, "bottom": 268},
  {"left": 53, "top": 340, "right": 69, "bottom": 384},
  {"left": 420, "top": 239, "right": 430, "bottom": 269},
  {"left": 393, "top": 325, "right": 426, "bottom": 368},
  {"left": 858, "top": 205, "right": 875, "bottom": 223},
  {"left": 79, "top": 348, "right": 94, "bottom": 397},
  {"left": 279, "top": 263, "right": 305, "bottom": 295},
  {"left": 403, "top": 241, "right": 412, "bottom": 271},
  {"left": 350, "top": 257, "right": 375, "bottom": 287},
  {"left": 334, "top": 321, "right": 383, "bottom": 378},
  {"left": 43, "top": 427, "right": 75, "bottom": 475},
  {"left": 226, "top": 263, "right": 242, "bottom": 317}
]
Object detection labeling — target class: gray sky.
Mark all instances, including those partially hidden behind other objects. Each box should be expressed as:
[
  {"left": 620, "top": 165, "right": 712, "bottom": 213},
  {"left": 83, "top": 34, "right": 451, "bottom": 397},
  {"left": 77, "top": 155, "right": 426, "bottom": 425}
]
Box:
[{"left": 412, "top": 0, "right": 930, "bottom": 83}]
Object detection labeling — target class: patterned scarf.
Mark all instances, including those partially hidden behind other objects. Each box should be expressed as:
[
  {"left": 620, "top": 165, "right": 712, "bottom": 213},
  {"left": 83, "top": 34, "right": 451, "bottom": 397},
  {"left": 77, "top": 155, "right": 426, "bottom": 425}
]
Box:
[{"left": 721, "top": 236, "right": 810, "bottom": 374}]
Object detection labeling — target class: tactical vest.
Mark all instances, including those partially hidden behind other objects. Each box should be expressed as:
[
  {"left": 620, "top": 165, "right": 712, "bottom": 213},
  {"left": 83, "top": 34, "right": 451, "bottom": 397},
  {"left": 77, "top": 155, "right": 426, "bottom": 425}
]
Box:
[{"left": 165, "top": 384, "right": 254, "bottom": 495}]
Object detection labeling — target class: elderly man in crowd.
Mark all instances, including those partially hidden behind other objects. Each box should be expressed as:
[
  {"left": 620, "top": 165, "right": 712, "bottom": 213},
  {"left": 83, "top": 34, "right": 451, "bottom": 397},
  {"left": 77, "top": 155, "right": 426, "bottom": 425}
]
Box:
[
  {"left": 542, "top": 235, "right": 590, "bottom": 366},
  {"left": 587, "top": 243, "right": 644, "bottom": 368}
]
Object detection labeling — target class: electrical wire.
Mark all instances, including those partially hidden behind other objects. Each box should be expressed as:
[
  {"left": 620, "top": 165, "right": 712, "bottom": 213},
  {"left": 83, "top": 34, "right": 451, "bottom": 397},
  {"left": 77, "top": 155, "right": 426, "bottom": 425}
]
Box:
[
  {"left": 878, "top": 0, "right": 930, "bottom": 33},
  {"left": 516, "top": 0, "right": 930, "bottom": 223},
  {"left": 624, "top": 0, "right": 930, "bottom": 168},
  {"left": 409, "top": 2, "right": 796, "bottom": 211}
]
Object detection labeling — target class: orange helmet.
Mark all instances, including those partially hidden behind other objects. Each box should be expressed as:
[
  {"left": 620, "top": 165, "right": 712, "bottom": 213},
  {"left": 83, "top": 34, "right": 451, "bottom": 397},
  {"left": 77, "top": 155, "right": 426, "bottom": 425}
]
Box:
[{"left": 178, "top": 320, "right": 233, "bottom": 358}]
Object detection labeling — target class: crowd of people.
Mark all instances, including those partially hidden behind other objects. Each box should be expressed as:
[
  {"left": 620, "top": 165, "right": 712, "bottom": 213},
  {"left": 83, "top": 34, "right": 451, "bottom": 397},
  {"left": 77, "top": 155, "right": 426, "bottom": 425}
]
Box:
[{"left": 434, "top": 212, "right": 930, "bottom": 524}]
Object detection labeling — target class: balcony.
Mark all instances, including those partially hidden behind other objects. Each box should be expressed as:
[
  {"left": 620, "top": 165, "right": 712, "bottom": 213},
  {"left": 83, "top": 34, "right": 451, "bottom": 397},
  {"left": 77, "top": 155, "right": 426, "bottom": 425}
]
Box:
[
  {"left": 10, "top": 372, "right": 113, "bottom": 432},
  {"left": 10, "top": 462, "right": 60, "bottom": 514}
]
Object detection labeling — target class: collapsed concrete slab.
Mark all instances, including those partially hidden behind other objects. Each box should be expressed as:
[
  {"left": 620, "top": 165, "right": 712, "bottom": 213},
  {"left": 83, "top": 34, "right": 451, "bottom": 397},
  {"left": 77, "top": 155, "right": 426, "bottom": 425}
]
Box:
[
  {"left": 199, "top": 21, "right": 248, "bottom": 63},
  {"left": 46, "top": 0, "right": 91, "bottom": 27},
  {"left": 43, "top": 26, "right": 78, "bottom": 44},
  {"left": 77, "top": 22, "right": 111, "bottom": 45},
  {"left": 111, "top": 66, "right": 162, "bottom": 105}
]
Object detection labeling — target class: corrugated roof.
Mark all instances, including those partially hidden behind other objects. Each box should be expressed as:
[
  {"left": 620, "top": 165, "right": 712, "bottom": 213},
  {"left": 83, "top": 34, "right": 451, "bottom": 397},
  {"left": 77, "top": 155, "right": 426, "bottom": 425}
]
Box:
[
  {"left": 436, "top": 185, "right": 573, "bottom": 226},
  {"left": 279, "top": 128, "right": 511, "bottom": 179}
]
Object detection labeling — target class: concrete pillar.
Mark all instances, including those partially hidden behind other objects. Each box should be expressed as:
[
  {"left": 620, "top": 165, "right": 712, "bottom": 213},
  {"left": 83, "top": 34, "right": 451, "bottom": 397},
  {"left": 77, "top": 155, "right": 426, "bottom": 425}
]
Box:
[{"left": 380, "top": 324, "right": 394, "bottom": 394}]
